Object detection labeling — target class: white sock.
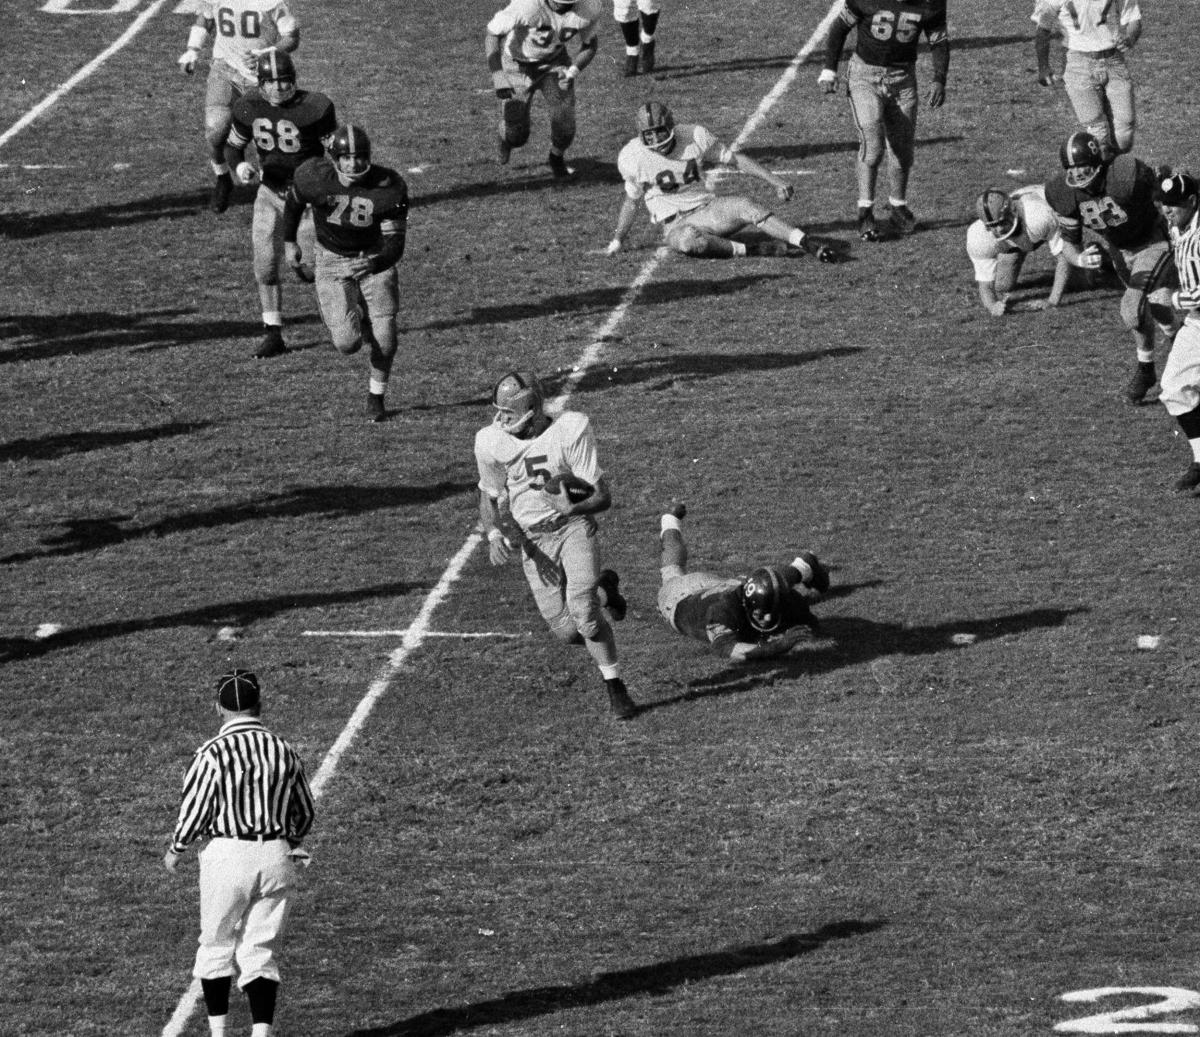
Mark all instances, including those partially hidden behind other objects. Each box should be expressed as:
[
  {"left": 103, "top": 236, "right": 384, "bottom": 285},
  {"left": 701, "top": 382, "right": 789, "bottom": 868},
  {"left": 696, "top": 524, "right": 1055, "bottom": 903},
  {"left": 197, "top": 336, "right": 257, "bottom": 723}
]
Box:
[
  {"left": 369, "top": 377, "right": 387, "bottom": 395},
  {"left": 626, "top": 45, "right": 639, "bottom": 55},
  {"left": 857, "top": 199, "right": 874, "bottom": 210},
  {"left": 660, "top": 514, "right": 682, "bottom": 535},
  {"left": 1190, "top": 438, "right": 1200, "bottom": 463},
  {"left": 262, "top": 311, "right": 282, "bottom": 327},
  {"left": 730, "top": 241, "right": 747, "bottom": 257},
  {"left": 640, "top": 31, "right": 655, "bottom": 43},
  {"left": 790, "top": 555, "right": 814, "bottom": 582},
  {"left": 788, "top": 229, "right": 805, "bottom": 248},
  {"left": 888, "top": 196, "right": 907, "bottom": 208},
  {"left": 1137, "top": 349, "right": 1154, "bottom": 364},
  {"left": 207, "top": 1016, "right": 227, "bottom": 1036},
  {"left": 250, "top": 1024, "right": 272, "bottom": 1037},
  {"left": 599, "top": 663, "right": 621, "bottom": 681},
  {"left": 211, "top": 161, "right": 230, "bottom": 176}
]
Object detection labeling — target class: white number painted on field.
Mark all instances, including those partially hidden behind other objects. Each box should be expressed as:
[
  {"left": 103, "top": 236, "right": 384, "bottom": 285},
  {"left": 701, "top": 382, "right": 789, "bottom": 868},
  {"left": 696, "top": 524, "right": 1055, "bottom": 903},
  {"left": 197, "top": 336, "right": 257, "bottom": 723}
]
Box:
[
  {"left": 40, "top": 0, "right": 197, "bottom": 12},
  {"left": 1056, "top": 987, "right": 1200, "bottom": 1034}
]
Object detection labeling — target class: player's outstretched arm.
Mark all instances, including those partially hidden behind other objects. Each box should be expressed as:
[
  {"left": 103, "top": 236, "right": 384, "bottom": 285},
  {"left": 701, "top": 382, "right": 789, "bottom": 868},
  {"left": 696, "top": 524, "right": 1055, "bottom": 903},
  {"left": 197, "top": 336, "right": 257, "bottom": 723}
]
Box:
[
  {"left": 729, "top": 151, "right": 792, "bottom": 202},
  {"left": 607, "top": 196, "right": 641, "bottom": 254}
]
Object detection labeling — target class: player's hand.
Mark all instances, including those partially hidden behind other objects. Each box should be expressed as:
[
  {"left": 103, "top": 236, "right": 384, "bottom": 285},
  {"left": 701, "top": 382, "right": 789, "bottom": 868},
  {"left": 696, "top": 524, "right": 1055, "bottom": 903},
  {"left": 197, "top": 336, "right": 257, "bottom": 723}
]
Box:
[
  {"left": 556, "top": 68, "right": 577, "bottom": 90},
  {"left": 488, "top": 532, "right": 513, "bottom": 565},
  {"left": 285, "top": 242, "right": 304, "bottom": 273},
  {"left": 927, "top": 82, "right": 946, "bottom": 108},
  {"left": 1079, "top": 244, "right": 1104, "bottom": 270},
  {"left": 347, "top": 256, "right": 374, "bottom": 278},
  {"left": 235, "top": 161, "right": 259, "bottom": 186},
  {"left": 287, "top": 847, "right": 312, "bottom": 869},
  {"left": 774, "top": 182, "right": 794, "bottom": 203},
  {"left": 163, "top": 848, "right": 181, "bottom": 873},
  {"left": 542, "top": 481, "right": 575, "bottom": 515},
  {"left": 178, "top": 49, "right": 199, "bottom": 74},
  {"left": 817, "top": 69, "right": 837, "bottom": 94},
  {"left": 605, "top": 238, "right": 623, "bottom": 255}
]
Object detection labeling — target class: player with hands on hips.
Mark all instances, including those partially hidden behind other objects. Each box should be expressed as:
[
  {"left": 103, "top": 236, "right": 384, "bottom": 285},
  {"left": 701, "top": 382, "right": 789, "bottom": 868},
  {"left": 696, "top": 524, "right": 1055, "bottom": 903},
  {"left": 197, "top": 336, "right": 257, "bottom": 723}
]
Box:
[
  {"left": 475, "top": 371, "right": 638, "bottom": 720},
  {"left": 486, "top": 0, "right": 603, "bottom": 178},
  {"left": 176, "top": 0, "right": 299, "bottom": 214},
  {"left": 606, "top": 102, "right": 837, "bottom": 261},
  {"left": 223, "top": 50, "right": 336, "bottom": 359},
  {"left": 967, "top": 185, "right": 1073, "bottom": 316},
  {"left": 283, "top": 125, "right": 409, "bottom": 422},
  {"left": 816, "top": 0, "right": 949, "bottom": 241},
  {"left": 655, "top": 502, "right": 830, "bottom": 662}
]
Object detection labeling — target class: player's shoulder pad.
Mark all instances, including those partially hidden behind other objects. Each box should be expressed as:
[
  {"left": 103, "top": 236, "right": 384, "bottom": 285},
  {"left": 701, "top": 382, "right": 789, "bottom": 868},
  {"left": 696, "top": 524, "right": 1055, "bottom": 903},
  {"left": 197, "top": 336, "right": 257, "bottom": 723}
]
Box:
[
  {"left": 292, "top": 155, "right": 331, "bottom": 195},
  {"left": 1043, "top": 176, "right": 1077, "bottom": 217},
  {"left": 552, "top": 408, "right": 590, "bottom": 438}
]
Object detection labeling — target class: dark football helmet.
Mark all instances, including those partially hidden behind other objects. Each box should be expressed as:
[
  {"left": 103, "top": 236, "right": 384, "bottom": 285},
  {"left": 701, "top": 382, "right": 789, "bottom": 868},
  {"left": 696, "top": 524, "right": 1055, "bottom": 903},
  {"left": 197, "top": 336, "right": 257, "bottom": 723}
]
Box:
[
  {"left": 975, "top": 188, "right": 1019, "bottom": 241},
  {"left": 636, "top": 101, "right": 676, "bottom": 155},
  {"left": 742, "top": 566, "right": 791, "bottom": 634},
  {"left": 330, "top": 124, "right": 371, "bottom": 182},
  {"left": 256, "top": 48, "right": 297, "bottom": 106},
  {"left": 1060, "top": 131, "right": 1104, "bottom": 190},
  {"left": 492, "top": 371, "right": 543, "bottom": 437}
]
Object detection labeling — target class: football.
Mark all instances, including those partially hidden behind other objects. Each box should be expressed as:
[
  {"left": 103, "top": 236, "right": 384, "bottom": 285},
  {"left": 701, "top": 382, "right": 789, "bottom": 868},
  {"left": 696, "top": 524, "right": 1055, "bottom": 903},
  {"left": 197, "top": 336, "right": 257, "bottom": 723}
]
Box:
[{"left": 542, "top": 472, "right": 594, "bottom": 503}]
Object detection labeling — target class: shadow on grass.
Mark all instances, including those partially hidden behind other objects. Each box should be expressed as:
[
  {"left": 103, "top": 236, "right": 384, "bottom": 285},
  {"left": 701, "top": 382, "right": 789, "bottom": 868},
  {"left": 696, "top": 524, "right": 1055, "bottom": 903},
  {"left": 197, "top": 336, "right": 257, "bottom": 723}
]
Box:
[
  {"left": 343, "top": 919, "right": 885, "bottom": 1037},
  {"left": 651, "top": 605, "right": 1086, "bottom": 705},
  {"left": 1, "top": 189, "right": 210, "bottom": 239},
  {"left": 0, "top": 580, "right": 431, "bottom": 664},
  {"left": 0, "top": 480, "right": 475, "bottom": 566},
  {"left": 741, "top": 134, "right": 963, "bottom": 166},
  {"left": 0, "top": 422, "right": 211, "bottom": 463},
  {"left": 412, "top": 157, "right": 621, "bottom": 206}
]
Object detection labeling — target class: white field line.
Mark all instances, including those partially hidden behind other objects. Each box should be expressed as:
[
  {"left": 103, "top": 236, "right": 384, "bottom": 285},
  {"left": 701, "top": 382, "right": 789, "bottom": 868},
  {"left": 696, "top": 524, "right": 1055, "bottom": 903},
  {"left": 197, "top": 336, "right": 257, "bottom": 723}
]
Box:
[
  {"left": 0, "top": 0, "right": 169, "bottom": 151},
  {"left": 157, "top": 3, "right": 843, "bottom": 1033},
  {"left": 301, "top": 629, "right": 526, "bottom": 639}
]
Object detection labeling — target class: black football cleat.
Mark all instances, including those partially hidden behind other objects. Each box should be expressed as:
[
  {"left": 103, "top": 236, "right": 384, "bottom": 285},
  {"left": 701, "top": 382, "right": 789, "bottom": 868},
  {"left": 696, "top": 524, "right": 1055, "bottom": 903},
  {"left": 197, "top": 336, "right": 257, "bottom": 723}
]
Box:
[
  {"left": 255, "top": 326, "right": 287, "bottom": 359},
  {"left": 1125, "top": 362, "right": 1157, "bottom": 405},
  {"left": 890, "top": 204, "right": 918, "bottom": 235},
  {"left": 623, "top": 53, "right": 639, "bottom": 77},
  {"left": 640, "top": 40, "right": 656, "bottom": 74},
  {"left": 665, "top": 500, "right": 687, "bottom": 520},
  {"left": 366, "top": 392, "right": 387, "bottom": 423},
  {"left": 597, "top": 569, "right": 627, "bottom": 622},
  {"left": 857, "top": 208, "right": 879, "bottom": 242},
  {"left": 497, "top": 136, "right": 512, "bottom": 166},
  {"left": 548, "top": 151, "right": 576, "bottom": 179},
  {"left": 605, "top": 678, "right": 638, "bottom": 720},
  {"left": 1175, "top": 462, "right": 1200, "bottom": 492},
  {"left": 210, "top": 172, "right": 234, "bottom": 214}
]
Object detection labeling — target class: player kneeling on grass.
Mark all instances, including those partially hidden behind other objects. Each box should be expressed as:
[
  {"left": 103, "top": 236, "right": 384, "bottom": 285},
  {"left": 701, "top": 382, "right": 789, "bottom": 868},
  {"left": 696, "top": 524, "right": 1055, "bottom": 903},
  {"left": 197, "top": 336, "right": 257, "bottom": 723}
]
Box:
[
  {"left": 657, "top": 502, "right": 829, "bottom": 661},
  {"left": 474, "top": 371, "right": 638, "bottom": 720},
  {"left": 606, "top": 102, "right": 838, "bottom": 262},
  {"left": 282, "top": 124, "right": 408, "bottom": 423}
]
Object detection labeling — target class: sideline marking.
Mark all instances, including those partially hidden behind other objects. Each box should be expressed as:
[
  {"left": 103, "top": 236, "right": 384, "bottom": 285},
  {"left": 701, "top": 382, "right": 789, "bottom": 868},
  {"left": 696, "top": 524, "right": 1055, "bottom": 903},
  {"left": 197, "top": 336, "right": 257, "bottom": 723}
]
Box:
[
  {"left": 161, "top": 4, "right": 844, "bottom": 1033},
  {"left": 301, "top": 629, "right": 526, "bottom": 639},
  {"left": 0, "top": 0, "right": 169, "bottom": 151}
]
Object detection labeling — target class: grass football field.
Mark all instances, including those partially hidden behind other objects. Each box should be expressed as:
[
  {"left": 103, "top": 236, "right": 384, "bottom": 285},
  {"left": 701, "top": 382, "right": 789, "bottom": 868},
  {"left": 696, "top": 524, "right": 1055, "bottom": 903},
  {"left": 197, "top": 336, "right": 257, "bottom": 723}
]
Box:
[{"left": 4, "top": 1, "right": 1200, "bottom": 1034}]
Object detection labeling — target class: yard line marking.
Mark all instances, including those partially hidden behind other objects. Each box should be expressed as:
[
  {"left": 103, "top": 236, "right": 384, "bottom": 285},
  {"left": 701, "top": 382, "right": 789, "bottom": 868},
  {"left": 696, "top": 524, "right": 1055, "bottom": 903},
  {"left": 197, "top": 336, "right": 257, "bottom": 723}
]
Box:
[
  {"left": 0, "top": 0, "right": 169, "bottom": 151},
  {"left": 162, "top": 6, "right": 838, "bottom": 1033},
  {"left": 301, "top": 629, "right": 526, "bottom": 639}
]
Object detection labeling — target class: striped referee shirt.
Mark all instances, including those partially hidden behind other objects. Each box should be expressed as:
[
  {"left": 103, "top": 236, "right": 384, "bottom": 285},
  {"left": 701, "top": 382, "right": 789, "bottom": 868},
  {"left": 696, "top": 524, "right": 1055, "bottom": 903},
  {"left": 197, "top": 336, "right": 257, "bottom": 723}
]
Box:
[
  {"left": 170, "top": 717, "right": 315, "bottom": 854},
  {"left": 1170, "top": 208, "right": 1200, "bottom": 317}
]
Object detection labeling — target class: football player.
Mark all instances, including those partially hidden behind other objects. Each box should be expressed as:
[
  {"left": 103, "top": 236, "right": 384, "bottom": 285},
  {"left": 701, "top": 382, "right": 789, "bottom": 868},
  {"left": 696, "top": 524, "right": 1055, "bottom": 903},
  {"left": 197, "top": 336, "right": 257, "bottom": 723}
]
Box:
[
  {"left": 282, "top": 126, "right": 409, "bottom": 422},
  {"left": 485, "top": 0, "right": 603, "bottom": 178},
  {"left": 224, "top": 51, "right": 337, "bottom": 359},
  {"left": 606, "top": 102, "right": 837, "bottom": 261},
  {"left": 1045, "top": 131, "right": 1178, "bottom": 404},
  {"left": 966, "top": 185, "right": 1072, "bottom": 316},
  {"left": 474, "top": 371, "right": 638, "bottom": 720},
  {"left": 1147, "top": 173, "right": 1200, "bottom": 490},
  {"left": 614, "top": 0, "right": 661, "bottom": 77},
  {"left": 176, "top": 0, "right": 299, "bottom": 214},
  {"left": 1032, "top": 0, "right": 1141, "bottom": 160},
  {"left": 816, "top": 0, "right": 949, "bottom": 241},
  {"left": 655, "top": 503, "right": 829, "bottom": 662}
]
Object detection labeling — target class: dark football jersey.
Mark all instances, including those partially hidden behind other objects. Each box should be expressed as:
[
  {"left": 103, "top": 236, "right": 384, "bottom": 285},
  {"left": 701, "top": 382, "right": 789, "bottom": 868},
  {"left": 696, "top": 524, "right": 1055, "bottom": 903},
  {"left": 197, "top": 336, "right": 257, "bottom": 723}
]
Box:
[
  {"left": 841, "top": 0, "right": 948, "bottom": 66},
  {"left": 290, "top": 157, "right": 409, "bottom": 256},
  {"left": 1044, "top": 154, "right": 1165, "bottom": 250},
  {"left": 673, "top": 580, "right": 815, "bottom": 656},
  {"left": 228, "top": 88, "right": 337, "bottom": 193}
]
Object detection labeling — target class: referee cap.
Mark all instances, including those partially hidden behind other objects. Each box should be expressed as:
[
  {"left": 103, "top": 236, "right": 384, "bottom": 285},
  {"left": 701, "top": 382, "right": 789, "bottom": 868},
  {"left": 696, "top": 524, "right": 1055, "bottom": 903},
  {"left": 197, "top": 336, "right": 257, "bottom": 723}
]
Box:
[
  {"left": 216, "top": 669, "right": 261, "bottom": 711},
  {"left": 1156, "top": 172, "right": 1198, "bottom": 207}
]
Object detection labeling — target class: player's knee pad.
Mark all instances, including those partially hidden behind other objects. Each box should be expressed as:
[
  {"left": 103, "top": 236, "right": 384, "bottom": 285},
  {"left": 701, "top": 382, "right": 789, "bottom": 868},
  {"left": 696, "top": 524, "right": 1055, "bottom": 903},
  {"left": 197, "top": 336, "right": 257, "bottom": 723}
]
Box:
[
  {"left": 332, "top": 328, "right": 362, "bottom": 355},
  {"left": 548, "top": 614, "right": 583, "bottom": 644},
  {"left": 668, "top": 224, "right": 713, "bottom": 257}
]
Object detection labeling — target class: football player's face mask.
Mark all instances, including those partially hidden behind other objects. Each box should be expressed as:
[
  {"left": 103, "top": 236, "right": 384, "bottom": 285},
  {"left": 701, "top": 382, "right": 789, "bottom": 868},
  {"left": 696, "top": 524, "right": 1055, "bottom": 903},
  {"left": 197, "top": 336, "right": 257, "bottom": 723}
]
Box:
[
  {"left": 492, "top": 372, "right": 543, "bottom": 437},
  {"left": 330, "top": 125, "right": 372, "bottom": 183},
  {"left": 637, "top": 102, "right": 676, "bottom": 155},
  {"left": 257, "top": 50, "right": 297, "bottom": 105},
  {"left": 262, "top": 75, "right": 297, "bottom": 106},
  {"left": 742, "top": 567, "right": 789, "bottom": 634},
  {"left": 977, "top": 189, "right": 1019, "bottom": 241},
  {"left": 1060, "top": 132, "right": 1104, "bottom": 190}
]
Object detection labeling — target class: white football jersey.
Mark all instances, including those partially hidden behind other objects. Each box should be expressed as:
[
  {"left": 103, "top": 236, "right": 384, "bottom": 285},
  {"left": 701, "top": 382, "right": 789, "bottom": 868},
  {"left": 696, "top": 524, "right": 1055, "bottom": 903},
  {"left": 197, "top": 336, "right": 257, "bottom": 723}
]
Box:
[
  {"left": 475, "top": 410, "right": 603, "bottom": 531},
  {"left": 1031, "top": 0, "right": 1140, "bottom": 53},
  {"left": 202, "top": 0, "right": 296, "bottom": 77},
  {"left": 487, "top": 0, "right": 603, "bottom": 66},
  {"left": 966, "top": 184, "right": 1063, "bottom": 283},
  {"left": 617, "top": 123, "right": 734, "bottom": 224}
]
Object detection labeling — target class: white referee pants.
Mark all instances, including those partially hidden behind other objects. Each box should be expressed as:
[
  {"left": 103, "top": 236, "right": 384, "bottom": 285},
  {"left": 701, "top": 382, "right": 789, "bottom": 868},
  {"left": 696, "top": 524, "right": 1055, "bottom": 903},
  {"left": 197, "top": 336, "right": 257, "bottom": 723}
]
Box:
[
  {"left": 1160, "top": 320, "right": 1200, "bottom": 417},
  {"left": 192, "top": 838, "right": 296, "bottom": 986}
]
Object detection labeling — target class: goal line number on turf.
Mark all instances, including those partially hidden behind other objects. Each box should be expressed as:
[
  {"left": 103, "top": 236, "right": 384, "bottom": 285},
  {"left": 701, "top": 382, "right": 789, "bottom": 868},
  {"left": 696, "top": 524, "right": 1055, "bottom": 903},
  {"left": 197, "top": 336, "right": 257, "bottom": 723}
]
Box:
[{"left": 1057, "top": 987, "right": 1200, "bottom": 1034}]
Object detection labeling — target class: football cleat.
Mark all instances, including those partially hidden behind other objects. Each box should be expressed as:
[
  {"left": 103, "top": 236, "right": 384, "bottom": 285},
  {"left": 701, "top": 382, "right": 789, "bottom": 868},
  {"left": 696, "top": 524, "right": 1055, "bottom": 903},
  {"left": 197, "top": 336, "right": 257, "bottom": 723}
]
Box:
[
  {"left": 210, "top": 172, "right": 234, "bottom": 214},
  {"left": 1124, "top": 362, "right": 1156, "bottom": 405},
  {"left": 255, "top": 326, "right": 287, "bottom": 359},
  {"left": 1175, "top": 462, "right": 1200, "bottom": 492},
  {"left": 890, "top": 204, "right": 918, "bottom": 235},
  {"left": 623, "top": 53, "right": 639, "bottom": 77},
  {"left": 792, "top": 551, "right": 831, "bottom": 594},
  {"left": 497, "top": 136, "right": 512, "bottom": 165},
  {"left": 857, "top": 208, "right": 879, "bottom": 242},
  {"left": 597, "top": 569, "right": 627, "bottom": 623},
  {"left": 640, "top": 40, "right": 656, "bottom": 74},
  {"left": 636, "top": 101, "right": 675, "bottom": 154},
  {"left": 1060, "top": 131, "right": 1104, "bottom": 189},
  {"left": 605, "top": 678, "right": 638, "bottom": 720},
  {"left": 366, "top": 392, "right": 387, "bottom": 423},
  {"left": 665, "top": 500, "right": 687, "bottom": 520},
  {"left": 548, "top": 151, "right": 575, "bottom": 179},
  {"left": 330, "top": 124, "right": 371, "bottom": 182}
]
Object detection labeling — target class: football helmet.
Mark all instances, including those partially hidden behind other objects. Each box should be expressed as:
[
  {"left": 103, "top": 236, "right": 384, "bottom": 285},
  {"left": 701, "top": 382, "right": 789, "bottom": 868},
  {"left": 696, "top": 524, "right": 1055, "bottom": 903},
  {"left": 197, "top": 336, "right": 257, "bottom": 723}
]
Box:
[
  {"left": 636, "top": 101, "right": 676, "bottom": 155},
  {"left": 1060, "top": 131, "right": 1104, "bottom": 190},
  {"left": 975, "top": 188, "right": 1019, "bottom": 241},
  {"left": 330, "top": 124, "right": 371, "bottom": 182},
  {"left": 256, "top": 49, "right": 297, "bottom": 106},
  {"left": 742, "top": 566, "right": 791, "bottom": 634},
  {"left": 492, "top": 371, "right": 543, "bottom": 437}
]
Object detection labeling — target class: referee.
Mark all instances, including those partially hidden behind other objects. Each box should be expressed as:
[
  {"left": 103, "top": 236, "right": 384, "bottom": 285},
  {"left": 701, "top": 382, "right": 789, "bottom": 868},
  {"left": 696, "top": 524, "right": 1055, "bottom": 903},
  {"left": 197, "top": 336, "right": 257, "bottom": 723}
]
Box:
[
  {"left": 164, "top": 669, "right": 315, "bottom": 1037},
  {"left": 1149, "top": 172, "right": 1200, "bottom": 491}
]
